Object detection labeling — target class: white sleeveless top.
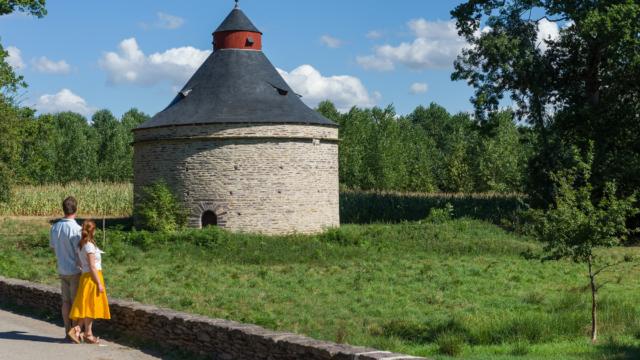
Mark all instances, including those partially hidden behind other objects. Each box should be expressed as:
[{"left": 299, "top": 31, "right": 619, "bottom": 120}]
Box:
[{"left": 78, "top": 242, "right": 104, "bottom": 273}]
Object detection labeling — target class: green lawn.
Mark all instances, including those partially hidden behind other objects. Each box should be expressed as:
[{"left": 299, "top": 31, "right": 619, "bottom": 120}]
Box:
[{"left": 1, "top": 217, "right": 639, "bottom": 359}]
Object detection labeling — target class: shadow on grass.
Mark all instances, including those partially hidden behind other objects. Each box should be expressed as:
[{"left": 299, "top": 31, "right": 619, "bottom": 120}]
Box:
[{"left": 595, "top": 341, "right": 640, "bottom": 360}]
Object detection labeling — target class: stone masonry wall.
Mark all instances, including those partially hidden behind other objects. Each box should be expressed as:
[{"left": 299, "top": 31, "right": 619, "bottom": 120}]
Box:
[
  {"left": 0, "top": 276, "right": 426, "bottom": 360},
  {"left": 133, "top": 123, "right": 339, "bottom": 234}
]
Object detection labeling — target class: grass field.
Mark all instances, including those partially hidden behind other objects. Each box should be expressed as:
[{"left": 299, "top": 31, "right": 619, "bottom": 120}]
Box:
[{"left": 1, "top": 217, "right": 639, "bottom": 359}]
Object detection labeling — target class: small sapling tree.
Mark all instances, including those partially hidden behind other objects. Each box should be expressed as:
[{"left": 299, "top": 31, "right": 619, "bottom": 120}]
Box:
[{"left": 530, "top": 147, "right": 638, "bottom": 343}]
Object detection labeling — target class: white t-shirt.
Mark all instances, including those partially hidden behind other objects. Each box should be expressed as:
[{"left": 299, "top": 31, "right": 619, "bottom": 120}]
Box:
[{"left": 78, "top": 242, "right": 103, "bottom": 273}]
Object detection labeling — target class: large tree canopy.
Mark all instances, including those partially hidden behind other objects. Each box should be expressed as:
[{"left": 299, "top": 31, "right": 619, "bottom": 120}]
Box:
[{"left": 451, "top": 0, "right": 640, "bottom": 205}]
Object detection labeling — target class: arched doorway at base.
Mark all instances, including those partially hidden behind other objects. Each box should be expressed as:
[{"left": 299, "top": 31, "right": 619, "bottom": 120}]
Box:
[{"left": 201, "top": 210, "right": 218, "bottom": 228}]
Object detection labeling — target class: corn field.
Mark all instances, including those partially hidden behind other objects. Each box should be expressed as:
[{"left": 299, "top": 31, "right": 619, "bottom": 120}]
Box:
[
  {"left": 339, "top": 189, "right": 525, "bottom": 225},
  {"left": 0, "top": 182, "right": 133, "bottom": 217},
  {"left": 0, "top": 182, "right": 525, "bottom": 223}
]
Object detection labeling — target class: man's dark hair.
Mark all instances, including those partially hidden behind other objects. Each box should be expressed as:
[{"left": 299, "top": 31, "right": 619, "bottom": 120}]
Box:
[{"left": 62, "top": 196, "right": 77, "bottom": 216}]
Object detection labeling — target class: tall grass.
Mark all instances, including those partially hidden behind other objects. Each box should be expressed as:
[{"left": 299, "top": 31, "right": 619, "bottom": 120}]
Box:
[{"left": 0, "top": 182, "right": 132, "bottom": 217}]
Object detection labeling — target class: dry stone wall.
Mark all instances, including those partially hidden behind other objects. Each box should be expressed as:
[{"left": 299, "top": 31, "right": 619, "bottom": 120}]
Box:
[
  {"left": 0, "top": 276, "right": 427, "bottom": 360},
  {"left": 133, "top": 123, "right": 339, "bottom": 234}
]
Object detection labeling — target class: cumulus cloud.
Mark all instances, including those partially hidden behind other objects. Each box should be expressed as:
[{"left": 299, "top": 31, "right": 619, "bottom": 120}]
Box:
[
  {"left": 35, "top": 89, "right": 96, "bottom": 116},
  {"left": 99, "top": 38, "right": 211, "bottom": 86},
  {"left": 536, "top": 18, "right": 560, "bottom": 51},
  {"left": 357, "top": 19, "right": 467, "bottom": 71},
  {"left": 6, "top": 46, "right": 25, "bottom": 70},
  {"left": 320, "top": 35, "right": 343, "bottom": 48},
  {"left": 277, "top": 65, "right": 379, "bottom": 112},
  {"left": 156, "top": 12, "right": 184, "bottom": 30},
  {"left": 409, "top": 82, "right": 428, "bottom": 94},
  {"left": 366, "top": 30, "right": 383, "bottom": 40},
  {"left": 32, "top": 56, "right": 71, "bottom": 74}
]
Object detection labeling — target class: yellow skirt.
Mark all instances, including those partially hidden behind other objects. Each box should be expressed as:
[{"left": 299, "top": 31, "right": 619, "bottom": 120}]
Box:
[{"left": 69, "top": 271, "right": 111, "bottom": 320}]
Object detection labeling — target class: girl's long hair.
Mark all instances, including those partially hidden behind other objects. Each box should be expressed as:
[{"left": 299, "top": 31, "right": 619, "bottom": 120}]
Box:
[{"left": 79, "top": 219, "right": 97, "bottom": 249}]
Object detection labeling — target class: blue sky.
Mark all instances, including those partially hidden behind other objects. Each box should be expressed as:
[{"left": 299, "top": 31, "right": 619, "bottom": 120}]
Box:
[{"left": 0, "top": 0, "right": 528, "bottom": 118}]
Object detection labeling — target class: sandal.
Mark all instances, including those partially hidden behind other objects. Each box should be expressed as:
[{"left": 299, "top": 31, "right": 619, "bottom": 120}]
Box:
[
  {"left": 67, "top": 327, "right": 81, "bottom": 344},
  {"left": 84, "top": 335, "right": 100, "bottom": 345}
]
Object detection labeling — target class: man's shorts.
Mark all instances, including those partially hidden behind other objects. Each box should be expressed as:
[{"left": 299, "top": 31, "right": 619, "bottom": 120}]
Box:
[{"left": 60, "top": 274, "right": 80, "bottom": 305}]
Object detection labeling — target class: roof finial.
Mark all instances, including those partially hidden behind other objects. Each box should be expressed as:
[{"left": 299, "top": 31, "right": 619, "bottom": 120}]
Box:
[{"left": 234, "top": 0, "right": 239, "bottom": 9}]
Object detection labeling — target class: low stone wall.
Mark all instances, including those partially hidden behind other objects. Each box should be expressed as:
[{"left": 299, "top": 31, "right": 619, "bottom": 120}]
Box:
[{"left": 0, "top": 276, "right": 426, "bottom": 360}]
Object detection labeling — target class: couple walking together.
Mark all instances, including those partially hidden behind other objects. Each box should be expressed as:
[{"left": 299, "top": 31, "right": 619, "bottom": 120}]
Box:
[{"left": 50, "top": 196, "right": 111, "bottom": 344}]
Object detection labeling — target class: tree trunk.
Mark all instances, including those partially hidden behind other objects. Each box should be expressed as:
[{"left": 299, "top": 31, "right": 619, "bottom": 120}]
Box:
[{"left": 588, "top": 257, "right": 598, "bottom": 343}]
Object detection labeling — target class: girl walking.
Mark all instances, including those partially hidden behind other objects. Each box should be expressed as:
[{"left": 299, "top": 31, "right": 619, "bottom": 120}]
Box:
[{"left": 68, "top": 219, "right": 111, "bottom": 344}]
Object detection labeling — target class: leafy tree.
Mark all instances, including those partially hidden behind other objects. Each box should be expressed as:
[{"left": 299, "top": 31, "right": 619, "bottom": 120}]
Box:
[
  {"left": 473, "top": 110, "right": 528, "bottom": 192},
  {"left": 529, "top": 146, "right": 638, "bottom": 343},
  {"left": 51, "top": 112, "right": 98, "bottom": 183},
  {"left": 316, "top": 100, "right": 340, "bottom": 124},
  {"left": 92, "top": 109, "right": 133, "bottom": 181},
  {"left": 451, "top": 0, "right": 640, "bottom": 206},
  {"left": 0, "top": 0, "right": 47, "bottom": 200},
  {"left": 0, "top": 0, "right": 46, "bottom": 17},
  {"left": 15, "top": 109, "right": 57, "bottom": 184},
  {"left": 120, "top": 108, "right": 150, "bottom": 180}
]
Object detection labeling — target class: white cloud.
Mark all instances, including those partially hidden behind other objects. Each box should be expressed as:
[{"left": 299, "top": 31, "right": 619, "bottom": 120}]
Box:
[
  {"left": 356, "top": 55, "right": 395, "bottom": 71},
  {"left": 409, "top": 82, "right": 428, "bottom": 94},
  {"left": 536, "top": 18, "right": 559, "bottom": 51},
  {"left": 99, "top": 38, "right": 211, "bottom": 86},
  {"left": 277, "top": 65, "right": 379, "bottom": 112},
  {"left": 357, "top": 19, "right": 467, "bottom": 71},
  {"left": 366, "top": 30, "right": 383, "bottom": 40},
  {"left": 156, "top": 12, "right": 184, "bottom": 30},
  {"left": 320, "top": 35, "right": 343, "bottom": 48},
  {"left": 35, "top": 89, "right": 96, "bottom": 116},
  {"left": 32, "top": 56, "right": 71, "bottom": 74},
  {"left": 6, "top": 46, "right": 25, "bottom": 70}
]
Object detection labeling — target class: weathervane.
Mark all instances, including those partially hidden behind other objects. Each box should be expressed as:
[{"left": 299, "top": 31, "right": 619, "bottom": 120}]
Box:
[{"left": 234, "top": 0, "right": 239, "bottom": 9}]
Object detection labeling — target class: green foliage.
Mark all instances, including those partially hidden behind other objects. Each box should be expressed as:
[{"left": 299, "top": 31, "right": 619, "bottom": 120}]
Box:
[
  {"left": 330, "top": 101, "right": 532, "bottom": 194},
  {"left": 0, "top": 162, "right": 12, "bottom": 203},
  {"left": 528, "top": 145, "right": 638, "bottom": 342},
  {"left": 529, "top": 147, "right": 638, "bottom": 263},
  {"left": 425, "top": 203, "right": 454, "bottom": 223},
  {"left": 7, "top": 108, "right": 149, "bottom": 185},
  {"left": 451, "top": 0, "right": 640, "bottom": 211},
  {"left": 0, "top": 0, "right": 47, "bottom": 17},
  {"left": 134, "top": 181, "right": 187, "bottom": 232}
]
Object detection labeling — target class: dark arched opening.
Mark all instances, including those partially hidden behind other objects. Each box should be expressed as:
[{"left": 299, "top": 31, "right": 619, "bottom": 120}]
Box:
[{"left": 201, "top": 210, "right": 218, "bottom": 228}]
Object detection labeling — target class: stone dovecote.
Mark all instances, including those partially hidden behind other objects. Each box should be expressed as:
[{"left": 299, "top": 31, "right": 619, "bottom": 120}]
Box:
[{"left": 132, "top": 5, "right": 339, "bottom": 234}]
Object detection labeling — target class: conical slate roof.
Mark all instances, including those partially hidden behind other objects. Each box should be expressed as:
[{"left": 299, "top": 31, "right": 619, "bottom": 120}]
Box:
[
  {"left": 214, "top": 8, "right": 261, "bottom": 34},
  {"left": 137, "top": 8, "right": 336, "bottom": 130},
  {"left": 137, "top": 50, "right": 336, "bottom": 129}
]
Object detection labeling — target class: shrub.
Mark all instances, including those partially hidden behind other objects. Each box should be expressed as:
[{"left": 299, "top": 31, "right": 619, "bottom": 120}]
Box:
[
  {"left": 134, "top": 181, "right": 187, "bottom": 232},
  {"left": 425, "top": 203, "right": 454, "bottom": 223}
]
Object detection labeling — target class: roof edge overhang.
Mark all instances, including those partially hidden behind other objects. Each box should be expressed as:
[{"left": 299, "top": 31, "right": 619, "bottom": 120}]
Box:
[{"left": 132, "top": 121, "right": 339, "bottom": 133}]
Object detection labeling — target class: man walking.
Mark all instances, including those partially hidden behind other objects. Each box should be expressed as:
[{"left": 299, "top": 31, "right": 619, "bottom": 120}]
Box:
[{"left": 50, "top": 196, "right": 82, "bottom": 341}]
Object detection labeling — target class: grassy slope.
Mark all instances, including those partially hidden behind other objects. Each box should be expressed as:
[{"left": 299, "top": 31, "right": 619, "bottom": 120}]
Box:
[{"left": 1, "top": 218, "right": 639, "bottom": 359}]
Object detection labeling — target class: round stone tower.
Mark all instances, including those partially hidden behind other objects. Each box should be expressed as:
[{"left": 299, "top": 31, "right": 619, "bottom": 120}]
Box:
[{"left": 132, "top": 5, "right": 339, "bottom": 234}]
